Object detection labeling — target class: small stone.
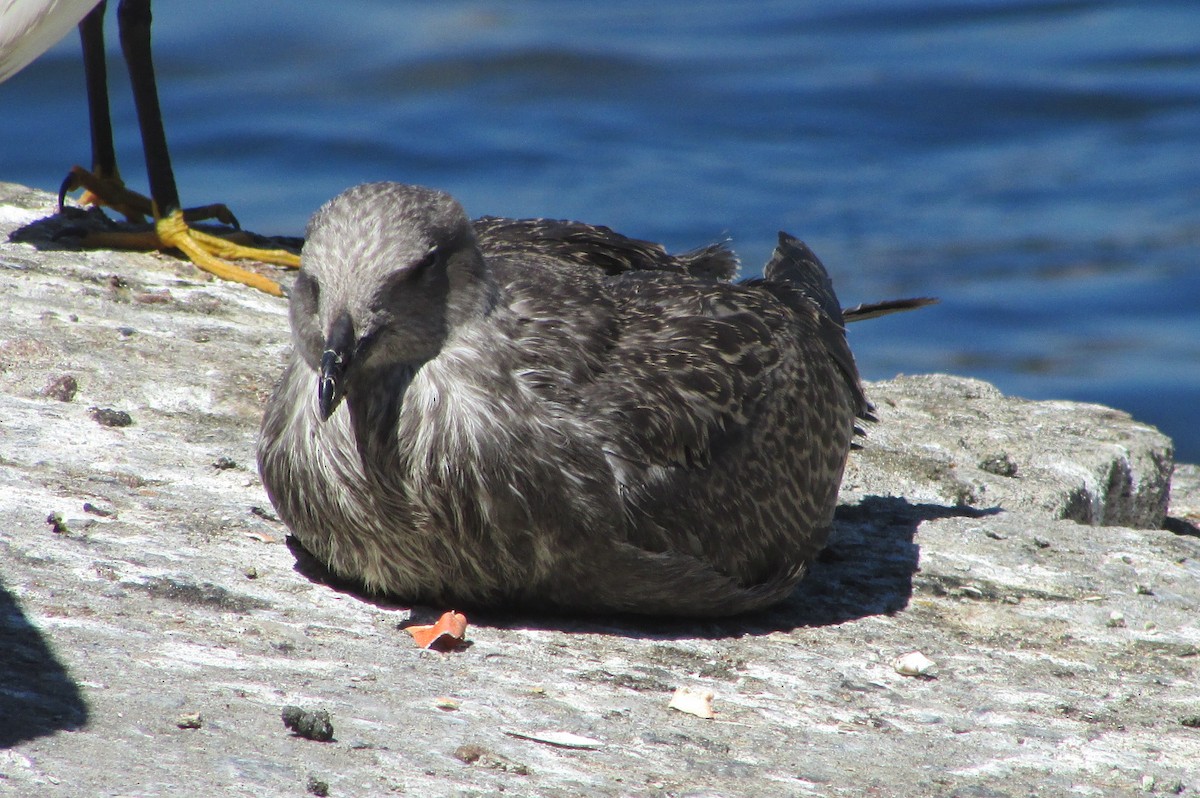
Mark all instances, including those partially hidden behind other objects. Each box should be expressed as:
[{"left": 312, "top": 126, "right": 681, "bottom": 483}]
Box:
[
  {"left": 893, "top": 651, "right": 937, "bottom": 677},
  {"left": 176, "top": 711, "right": 203, "bottom": 729},
  {"left": 306, "top": 774, "right": 330, "bottom": 796},
  {"left": 979, "top": 453, "right": 1018, "bottom": 477},
  {"left": 453, "top": 744, "right": 486, "bottom": 764},
  {"left": 90, "top": 407, "right": 133, "bottom": 427},
  {"left": 282, "top": 705, "right": 334, "bottom": 742},
  {"left": 46, "top": 512, "right": 70, "bottom": 535},
  {"left": 1107, "top": 611, "right": 1126, "bottom": 628},
  {"left": 213, "top": 456, "right": 238, "bottom": 470},
  {"left": 244, "top": 567, "right": 259, "bottom": 580},
  {"left": 667, "top": 687, "right": 715, "bottom": 719},
  {"left": 41, "top": 374, "right": 78, "bottom": 402},
  {"left": 83, "top": 501, "right": 115, "bottom": 517},
  {"left": 1181, "top": 715, "right": 1200, "bottom": 728}
]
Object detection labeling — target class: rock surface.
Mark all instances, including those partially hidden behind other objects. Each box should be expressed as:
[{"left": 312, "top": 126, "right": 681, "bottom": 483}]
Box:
[
  {"left": 2, "top": 182, "right": 1198, "bottom": 797},
  {"left": 844, "top": 374, "right": 1174, "bottom": 529}
]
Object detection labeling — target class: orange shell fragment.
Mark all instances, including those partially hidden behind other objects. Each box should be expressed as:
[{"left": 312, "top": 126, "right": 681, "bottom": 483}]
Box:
[{"left": 407, "top": 610, "right": 468, "bottom": 650}]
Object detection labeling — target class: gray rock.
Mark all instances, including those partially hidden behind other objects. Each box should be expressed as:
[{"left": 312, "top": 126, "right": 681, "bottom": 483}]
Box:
[
  {"left": 845, "top": 374, "right": 1174, "bottom": 528},
  {"left": 2, "top": 182, "right": 1198, "bottom": 796}
]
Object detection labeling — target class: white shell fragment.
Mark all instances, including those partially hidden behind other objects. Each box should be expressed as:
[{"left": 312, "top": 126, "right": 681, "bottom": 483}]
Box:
[
  {"left": 892, "top": 651, "right": 936, "bottom": 677},
  {"left": 668, "top": 687, "right": 716, "bottom": 719},
  {"left": 505, "top": 730, "right": 603, "bottom": 749}
]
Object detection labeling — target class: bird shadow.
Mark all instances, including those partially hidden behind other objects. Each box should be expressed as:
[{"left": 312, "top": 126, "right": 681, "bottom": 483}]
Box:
[
  {"left": 0, "top": 576, "right": 90, "bottom": 747},
  {"left": 8, "top": 206, "right": 302, "bottom": 257},
  {"left": 287, "top": 496, "right": 997, "bottom": 641},
  {"left": 1164, "top": 515, "right": 1200, "bottom": 538},
  {"left": 8, "top": 205, "right": 127, "bottom": 252}
]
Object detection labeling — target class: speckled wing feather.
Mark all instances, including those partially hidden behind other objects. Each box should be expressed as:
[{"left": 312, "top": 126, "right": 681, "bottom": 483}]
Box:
[
  {"left": 489, "top": 229, "right": 862, "bottom": 483},
  {"left": 583, "top": 273, "right": 786, "bottom": 472},
  {"left": 559, "top": 235, "right": 863, "bottom": 590},
  {"left": 745, "top": 233, "right": 872, "bottom": 420},
  {"left": 843, "top": 296, "right": 938, "bottom": 322},
  {"left": 761, "top": 232, "right": 845, "bottom": 324},
  {"left": 474, "top": 216, "right": 738, "bottom": 280}
]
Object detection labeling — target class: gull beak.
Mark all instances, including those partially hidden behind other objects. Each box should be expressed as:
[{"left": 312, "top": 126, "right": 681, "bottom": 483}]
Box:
[{"left": 318, "top": 312, "right": 354, "bottom": 420}]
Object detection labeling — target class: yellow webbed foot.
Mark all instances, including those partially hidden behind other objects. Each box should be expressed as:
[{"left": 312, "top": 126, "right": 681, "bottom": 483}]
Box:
[
  {"left": 61, "top": 171, "right": 301, "bottom": 296},
  {"left": 153, "top": 210, "right": 299, "bottom": 296}
]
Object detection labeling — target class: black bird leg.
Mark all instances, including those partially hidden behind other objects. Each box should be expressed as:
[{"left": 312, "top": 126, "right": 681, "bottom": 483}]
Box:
[
  {"left": 115, "top": 0, "right": 180, "bottom": 222},
  {"left": 81, "top": 1, "right": 117, "bottom": 189},
  {"left": 59, "top": 0, "right": 152, "bottom": 221},
  {"left": 58, "top": 0, "right": 300, "bottom": 295}
]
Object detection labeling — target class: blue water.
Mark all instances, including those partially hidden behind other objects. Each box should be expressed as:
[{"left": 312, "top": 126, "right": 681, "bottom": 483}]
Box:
[{"left": 2, "top": 0, "right": 1198, "bottom": 462}]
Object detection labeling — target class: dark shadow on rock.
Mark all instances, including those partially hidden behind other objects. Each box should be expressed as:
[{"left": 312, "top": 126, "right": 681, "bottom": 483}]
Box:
[
  {"left": 285, "top": 497, "right": 997, "bottom": 640},
  {"left": 0, "top": 577, "right": 89, "bottom": 747},
  {"left": 9, "top": 206, "right": 136, "bottom": 253},
  {"left": 286, "top": 535, "right": 414, "bottom": 613},
  {"left": 9, "top": 208, "right": 302, "bottom": 257},
  {"left": 479, "top": 496, "right": 997, "bottom": 639},
  {"left": 1164, "top": 516, "right": 1200, "bottom": 538},
  {"left": 755, "top": 496, "right": 1001, "bottom": 631}
]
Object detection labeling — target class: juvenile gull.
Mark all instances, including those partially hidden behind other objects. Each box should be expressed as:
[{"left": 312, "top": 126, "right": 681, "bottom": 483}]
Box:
[{"left": 258, "top": 182, "right": 927, "bottom": 616}]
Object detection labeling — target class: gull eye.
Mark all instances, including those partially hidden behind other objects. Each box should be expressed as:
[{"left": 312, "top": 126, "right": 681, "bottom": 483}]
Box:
[
  {"left": 378, "top": 246, "right": 443, "bottom": 308},
  {"left": 406, "top": 246, "right": 439, "bottom": 282}
]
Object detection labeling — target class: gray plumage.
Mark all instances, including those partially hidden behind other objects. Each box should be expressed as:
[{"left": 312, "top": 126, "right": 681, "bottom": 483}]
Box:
[{"left": 258, "top": 182, "right": 900, "bottom": 616}]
